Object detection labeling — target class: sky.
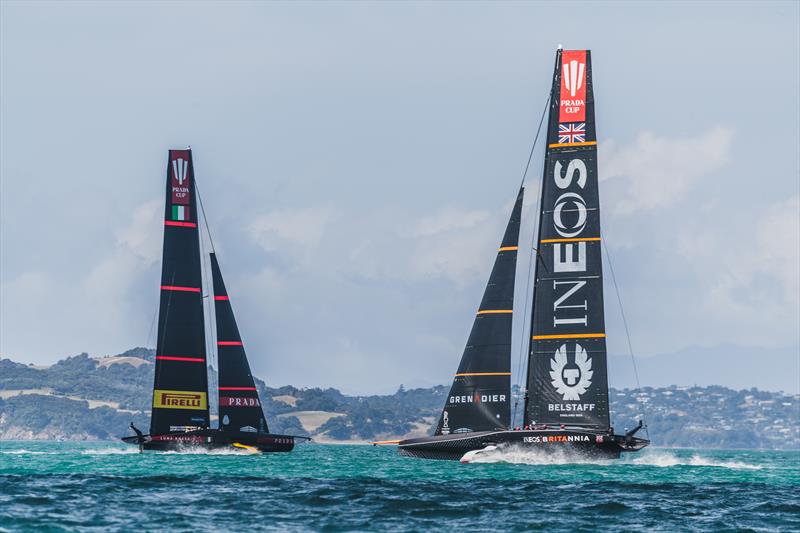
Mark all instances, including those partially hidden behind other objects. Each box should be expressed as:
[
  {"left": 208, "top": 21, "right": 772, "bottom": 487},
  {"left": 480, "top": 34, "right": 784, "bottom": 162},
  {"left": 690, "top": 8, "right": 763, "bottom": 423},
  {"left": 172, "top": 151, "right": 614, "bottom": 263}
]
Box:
[{"left": 1, "top": 1, "right": 798, "bottom": 394}]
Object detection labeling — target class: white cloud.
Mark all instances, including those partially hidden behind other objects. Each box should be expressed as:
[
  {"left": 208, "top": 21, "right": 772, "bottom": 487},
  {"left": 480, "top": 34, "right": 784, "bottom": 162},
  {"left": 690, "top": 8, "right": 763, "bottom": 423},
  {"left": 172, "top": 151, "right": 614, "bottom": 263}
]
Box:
[
  {"left": 601, "top": 127, "right": 734, "bottom": 214},
  {"left": 673, "top": 195, "right": 800, "bottom": 346},
  {"left": 248, "top": 207, "right": 337, "bottom": 266},
  {"left": 412, "top": 207, "right": 490, "bottom": 237}
]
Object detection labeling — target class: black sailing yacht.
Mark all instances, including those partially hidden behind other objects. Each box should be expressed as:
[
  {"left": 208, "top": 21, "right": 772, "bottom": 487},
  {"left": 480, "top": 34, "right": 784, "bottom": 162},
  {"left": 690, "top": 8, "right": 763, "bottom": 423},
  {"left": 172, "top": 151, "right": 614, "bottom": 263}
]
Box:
[
  {"left": 122, "top": 149, "right": 308, "bottom": 452},
  {"left": 396, "top": 49, "right": 649, "bottom": 461}
]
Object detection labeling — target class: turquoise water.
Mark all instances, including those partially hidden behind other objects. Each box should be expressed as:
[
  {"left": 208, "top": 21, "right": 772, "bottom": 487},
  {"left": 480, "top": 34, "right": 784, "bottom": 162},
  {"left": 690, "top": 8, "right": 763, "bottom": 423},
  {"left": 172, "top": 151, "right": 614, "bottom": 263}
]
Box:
[{"left": 1, "top": 442, "right": 798, "bottom": 532}]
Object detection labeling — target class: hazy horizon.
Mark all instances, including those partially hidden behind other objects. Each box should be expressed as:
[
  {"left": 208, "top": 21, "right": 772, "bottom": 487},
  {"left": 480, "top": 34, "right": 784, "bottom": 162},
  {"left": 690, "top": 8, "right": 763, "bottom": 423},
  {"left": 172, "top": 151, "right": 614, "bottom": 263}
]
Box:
[{"left": 2, "top": 1, "right": 798, "bottom": 395}]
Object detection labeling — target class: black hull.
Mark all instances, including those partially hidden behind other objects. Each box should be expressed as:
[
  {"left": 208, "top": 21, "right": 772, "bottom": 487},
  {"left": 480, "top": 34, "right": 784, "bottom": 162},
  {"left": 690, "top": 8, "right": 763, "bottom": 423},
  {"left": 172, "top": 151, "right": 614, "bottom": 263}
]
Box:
[
  {"left": 398, "top": 429, "right": 649, "bottom": 461},
  {"left": 121, "top": 429, "right": 303, "bottom": 453}
]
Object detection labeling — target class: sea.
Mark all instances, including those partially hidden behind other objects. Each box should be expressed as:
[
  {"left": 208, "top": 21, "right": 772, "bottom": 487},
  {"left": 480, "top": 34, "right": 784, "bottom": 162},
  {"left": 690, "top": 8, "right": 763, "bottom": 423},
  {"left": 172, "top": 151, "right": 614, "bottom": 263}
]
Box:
[{"left": 1, "top": 442, "right": 798, "bottom": 532}]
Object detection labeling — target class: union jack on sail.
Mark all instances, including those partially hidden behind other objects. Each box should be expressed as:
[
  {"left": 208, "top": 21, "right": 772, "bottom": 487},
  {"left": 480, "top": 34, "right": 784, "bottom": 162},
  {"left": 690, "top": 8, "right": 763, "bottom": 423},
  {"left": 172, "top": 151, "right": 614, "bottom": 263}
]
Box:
[{"left": 558, "top": 122, "right": 586, "bottom": 144}]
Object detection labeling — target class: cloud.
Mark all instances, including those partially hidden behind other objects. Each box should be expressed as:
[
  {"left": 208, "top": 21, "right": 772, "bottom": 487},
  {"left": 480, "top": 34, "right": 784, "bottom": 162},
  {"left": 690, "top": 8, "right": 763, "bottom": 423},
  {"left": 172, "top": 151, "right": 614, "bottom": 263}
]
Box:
[
  {"left": 601, "top": 127, "right": 734, "bottom": 214},
  {"left": 248, "top": 207, "right": 337, "bottom": 267},
  {"left": 672, "top": 195, "right": 800, "bottom": 346}
]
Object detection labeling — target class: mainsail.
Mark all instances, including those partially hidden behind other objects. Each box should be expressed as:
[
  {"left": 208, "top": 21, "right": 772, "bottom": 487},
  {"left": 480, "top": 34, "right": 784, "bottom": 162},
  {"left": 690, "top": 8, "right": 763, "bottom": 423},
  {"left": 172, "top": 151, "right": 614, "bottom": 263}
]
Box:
[
  {"left": 210, "top": 253, "right": 269, "bottom": 434},
  {"left": 524, "top": 50, "right": 610, "bottom": 428},
  {"left": 435, "top": 188, "right": 524, "bottom": 435},
  {"left": 150, "top": 149, "right": 210, "bottom": 435}
]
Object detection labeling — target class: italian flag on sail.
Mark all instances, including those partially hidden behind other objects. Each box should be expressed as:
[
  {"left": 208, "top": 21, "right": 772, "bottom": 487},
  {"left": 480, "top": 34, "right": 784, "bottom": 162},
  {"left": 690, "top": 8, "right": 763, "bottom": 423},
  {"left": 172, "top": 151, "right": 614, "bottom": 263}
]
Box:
[{"left": 172, "top": 205, "right": 190, "bottom": 221}]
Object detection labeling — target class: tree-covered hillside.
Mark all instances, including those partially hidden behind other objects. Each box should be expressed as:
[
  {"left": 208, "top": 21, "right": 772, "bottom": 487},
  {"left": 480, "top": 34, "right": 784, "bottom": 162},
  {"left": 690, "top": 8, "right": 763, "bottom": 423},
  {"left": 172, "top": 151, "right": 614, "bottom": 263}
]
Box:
[{"left": 0, "top": 349, "right": 797, "bottom": 450}]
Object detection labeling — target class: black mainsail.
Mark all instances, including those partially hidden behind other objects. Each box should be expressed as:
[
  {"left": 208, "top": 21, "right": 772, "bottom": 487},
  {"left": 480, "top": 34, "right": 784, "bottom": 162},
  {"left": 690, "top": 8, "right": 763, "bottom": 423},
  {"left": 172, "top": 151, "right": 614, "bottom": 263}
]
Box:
[
  {"left": 524, "top": 49, "right": 610, "bottom": 429},
  {"left": 150, "top": 150, "right": 210, "bottom": 435},
  {"left": 210, "top": 252, "right": 270, "bottom": 434},
  {"left": 435, "top": 188, "right": 524, "bottom": 435},
  {"left": 395, "top": 49, "right": 648, "bottom": 460}
]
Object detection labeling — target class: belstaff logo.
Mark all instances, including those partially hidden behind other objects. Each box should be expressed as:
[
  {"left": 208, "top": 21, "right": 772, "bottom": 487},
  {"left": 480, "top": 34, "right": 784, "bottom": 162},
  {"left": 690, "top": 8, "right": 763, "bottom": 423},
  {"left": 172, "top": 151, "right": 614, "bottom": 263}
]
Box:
[
  {"left": 153, "top": 389, "right": 207, "bottom": 410},
  {"left": 172, "top": 158, "right": 188, "bottom": 185},
  {"left": 550, "top": 343, "right": 593, "bottom": 401},
  {"left": 441, "top": 410, "right": 450, "bottom": 434},
  {"left": 563, "top": 59, "right": 585, "bottom": 98}
]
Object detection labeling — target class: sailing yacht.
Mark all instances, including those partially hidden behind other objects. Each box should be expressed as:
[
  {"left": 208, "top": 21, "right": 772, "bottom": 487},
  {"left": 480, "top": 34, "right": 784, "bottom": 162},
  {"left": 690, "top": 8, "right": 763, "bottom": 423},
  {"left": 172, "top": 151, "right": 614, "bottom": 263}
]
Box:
[
  {"left": 122, "top": 149, "right": 308, "bottom": 452},
  {"left": 396, "top": 49, "right": 649, "bottom": 460}
]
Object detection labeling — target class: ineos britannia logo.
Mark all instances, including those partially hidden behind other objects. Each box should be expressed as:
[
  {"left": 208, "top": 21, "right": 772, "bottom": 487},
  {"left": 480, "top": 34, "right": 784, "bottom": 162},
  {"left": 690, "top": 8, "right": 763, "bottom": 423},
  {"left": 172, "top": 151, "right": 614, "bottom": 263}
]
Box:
[
  {"left": 563, "top": 59, "right": 585, "bottom": 98},
  {"left": 172, "top": 158, "right": 188, "bottom": 185}
]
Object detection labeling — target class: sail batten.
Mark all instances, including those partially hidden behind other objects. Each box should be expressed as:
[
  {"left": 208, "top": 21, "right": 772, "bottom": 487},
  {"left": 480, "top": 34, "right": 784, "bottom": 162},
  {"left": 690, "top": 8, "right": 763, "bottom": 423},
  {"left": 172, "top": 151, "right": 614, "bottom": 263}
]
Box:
[
  {"left": 434, "top": 188, "right": 524, "bottom": 436},
  {"left": 524, "top": 49, "right": 610, "bottom": 429}
]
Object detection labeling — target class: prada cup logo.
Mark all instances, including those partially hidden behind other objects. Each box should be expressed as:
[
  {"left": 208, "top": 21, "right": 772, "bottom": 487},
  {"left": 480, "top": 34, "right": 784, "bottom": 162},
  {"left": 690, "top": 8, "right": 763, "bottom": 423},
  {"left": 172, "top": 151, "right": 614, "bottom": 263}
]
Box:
[
  {"left": 550, "top": 343, "right": 593, "bottom": 401},
  {"left": 563, "top": 59, "right": 585, "bottom": 98},
  {"left": 172, "top": 158, "right": 188, "bottom": 185}
]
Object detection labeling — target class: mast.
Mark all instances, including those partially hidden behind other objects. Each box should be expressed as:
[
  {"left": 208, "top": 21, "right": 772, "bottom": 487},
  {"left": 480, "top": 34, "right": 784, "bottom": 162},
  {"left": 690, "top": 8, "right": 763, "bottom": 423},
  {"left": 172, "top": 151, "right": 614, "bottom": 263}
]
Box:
[
  {"left": 210, "top": 253, "right": 269, "bottom": 434},
  {"left": 150, "top": 149, "right": 210, "bottom": 435},
  {"left": 434, "top": 188, "right": 524, "bottom": 435},
  {"left": 523, "top": 49, "right": 611, "bottom": 429}
]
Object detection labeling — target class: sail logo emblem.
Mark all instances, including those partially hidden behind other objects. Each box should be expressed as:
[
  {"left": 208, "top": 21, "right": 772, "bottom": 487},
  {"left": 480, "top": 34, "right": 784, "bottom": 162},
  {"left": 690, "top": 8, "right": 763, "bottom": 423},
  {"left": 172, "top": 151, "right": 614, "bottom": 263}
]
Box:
[
  {"left": 559, "top": 50, "right": 587, "bottom": 123},
  {"left": 172, "top": 158, "right": 188, "bottom": 185},
  {"left": 153, "top": 389, "right": 207, "bottom": 410},
  {"left": 550, "top": 343, "right": 593, "bottom": 401},
  {"left": 553, "top": 192, "right": 587, "bottom": 238},
  {"left": 171, "top": 155, "right": 190, "bottom": 205},
  {"left": 562, "top": 60, "right": 585, "bottom": 98},
  {"left": 441, "top": 410, "right": 450, "bottom": 434}
]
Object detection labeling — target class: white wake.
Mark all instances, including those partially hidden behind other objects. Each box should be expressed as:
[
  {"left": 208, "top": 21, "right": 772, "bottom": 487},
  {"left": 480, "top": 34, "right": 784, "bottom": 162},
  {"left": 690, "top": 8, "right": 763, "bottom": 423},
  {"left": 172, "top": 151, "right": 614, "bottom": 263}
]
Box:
[{"left": 461, "top": 446, "right": 762, "bottom": 470}]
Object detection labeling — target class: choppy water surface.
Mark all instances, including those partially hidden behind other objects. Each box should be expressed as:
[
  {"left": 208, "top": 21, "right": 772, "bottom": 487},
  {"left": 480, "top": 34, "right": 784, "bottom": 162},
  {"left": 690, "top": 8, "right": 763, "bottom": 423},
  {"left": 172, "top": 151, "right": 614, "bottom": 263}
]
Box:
[{"left": 1, "top": 442, "right": 797, "bottom": 532}]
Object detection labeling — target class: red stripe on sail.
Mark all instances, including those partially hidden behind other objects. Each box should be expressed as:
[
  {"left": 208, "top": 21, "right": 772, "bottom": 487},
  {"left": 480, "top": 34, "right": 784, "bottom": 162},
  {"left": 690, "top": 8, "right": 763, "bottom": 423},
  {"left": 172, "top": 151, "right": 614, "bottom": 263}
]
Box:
[
  {"left": 214, "top": 295, "right": 229, "bottom": 300},
  {"left": 156, "top": 356, "right": 204, "bottom": 363},
  {"left": 161, "top": 285, "right": 201, "bottom": 293},
  {"left": 165, "top": 220, "right": 197, "bottom": 228},
  {"left": 219, "top": 387, "right": 257, "bottom": 391},
  {"left": 217, "top": 341, "right": 243, "bottom": 346}
]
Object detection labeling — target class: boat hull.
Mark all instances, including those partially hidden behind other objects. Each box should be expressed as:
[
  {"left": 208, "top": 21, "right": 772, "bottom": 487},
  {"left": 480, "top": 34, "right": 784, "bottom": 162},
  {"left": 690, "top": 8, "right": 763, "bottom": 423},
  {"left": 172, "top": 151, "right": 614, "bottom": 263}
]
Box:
[
  {"left": 397, "top": 429, "right": 649, "bottom": 461},
  {"left": 121, "top": 429, "right": 300, "bottom": 453}
]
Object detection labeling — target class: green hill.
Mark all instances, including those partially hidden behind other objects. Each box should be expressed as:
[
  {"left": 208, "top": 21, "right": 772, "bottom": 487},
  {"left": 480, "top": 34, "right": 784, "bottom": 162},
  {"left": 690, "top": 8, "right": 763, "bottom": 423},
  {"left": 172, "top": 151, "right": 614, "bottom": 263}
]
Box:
[{"left": 0, "top": 349, "right": 797, "bottom": 449}]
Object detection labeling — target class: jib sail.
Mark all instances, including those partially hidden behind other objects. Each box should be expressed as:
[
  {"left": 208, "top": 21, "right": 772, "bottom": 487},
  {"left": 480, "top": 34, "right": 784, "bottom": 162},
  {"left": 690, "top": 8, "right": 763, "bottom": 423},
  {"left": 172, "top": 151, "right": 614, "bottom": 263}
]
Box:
[
  {"left": 150, "top": 149, "right": 210, "bottom": 435},
  {"left": 435, "top": 188, "right": 524, "bottom": 435},
  {"left": 524, "top": 50, "right": 610, "bottom": 429},
  {"left": 210, "top": 253, "right": 269, "bottom": 434}
]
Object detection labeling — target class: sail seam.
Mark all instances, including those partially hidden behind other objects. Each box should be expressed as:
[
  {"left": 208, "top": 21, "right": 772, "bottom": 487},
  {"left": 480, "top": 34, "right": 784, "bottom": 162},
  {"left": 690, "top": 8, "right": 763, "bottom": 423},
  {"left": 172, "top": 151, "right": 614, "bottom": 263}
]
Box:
[
  {"left": 160, "top": 285, "right": 201, "bottom": 293},
  {"left": 540, "top": 237, "right": 601, "bottom": 243},
  {"left": 455, "top": 372, "right": 511, "bottom": 376},
  {"left": 156, "top": 356, "right": 204, "bottom": 363},
  {"left": 217, "top": 341, "right": 243, "bottom": 346},
  {"left": 164, "top": 220, "right": 198, "bottom": 228},
  {"left": 476, "top": 309, "right": 513, "bottom": 315},
  {"left": 547, "top": 141, "right": 597, "bottom": 148},
  {"left": 498, "top": 246, "right": 518, "bottom": 252},
  {"left": 532, "top": 333, "right": 605, "bottom": 340}
]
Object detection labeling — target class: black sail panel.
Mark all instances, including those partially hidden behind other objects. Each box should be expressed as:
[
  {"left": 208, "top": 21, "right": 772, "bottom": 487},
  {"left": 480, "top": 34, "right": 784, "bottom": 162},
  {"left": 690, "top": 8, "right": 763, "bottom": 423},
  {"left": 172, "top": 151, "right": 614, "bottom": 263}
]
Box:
[
  {"left": 150, "top": 149, "right": 210, "bottom": 435},
  {"left": 435, "top": 188, "right": 524, "bottom": 435},
  {"left": 210, "top": 253, "right": 269, "bottom": 434},
  {"left": 524, "top": 50, "right": 610, "bottom": 429}
]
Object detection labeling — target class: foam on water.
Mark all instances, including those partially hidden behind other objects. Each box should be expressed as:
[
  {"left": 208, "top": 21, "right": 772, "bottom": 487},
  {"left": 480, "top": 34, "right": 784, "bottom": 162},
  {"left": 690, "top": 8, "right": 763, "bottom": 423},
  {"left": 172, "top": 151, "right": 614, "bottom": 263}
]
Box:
[
  {"left": 79, "top": 447, "right": 141, "bottom": 455},
  {"left": 462, "top": 446, "right": 763, "bottom": 470},
  {"left": 0, "top": 449, "right": 58, "bottom": 455},
  {"left": 463, "top": 445, "right": 614, "bottom": 465},
  {"left": 629, "top": 451, "right": 763, "bottom": 470}
]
